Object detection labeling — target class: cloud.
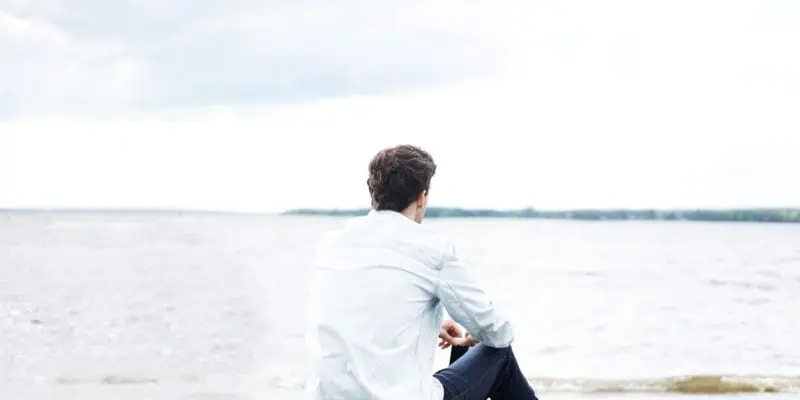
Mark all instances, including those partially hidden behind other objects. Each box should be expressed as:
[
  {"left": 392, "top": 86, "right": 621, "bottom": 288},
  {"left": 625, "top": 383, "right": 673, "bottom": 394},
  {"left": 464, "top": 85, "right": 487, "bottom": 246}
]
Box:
[
  {"left": 2, "top": 1, "right": 800, "bottom": 210},
  {"left": 0, "top": 0, "right": 517, "bottom": 118},
  {"left": 0, "top": 9, "right": 142, "bottom": 118},
  {"left": 3, "top": 76, "right": 800, "bottom": 212}
]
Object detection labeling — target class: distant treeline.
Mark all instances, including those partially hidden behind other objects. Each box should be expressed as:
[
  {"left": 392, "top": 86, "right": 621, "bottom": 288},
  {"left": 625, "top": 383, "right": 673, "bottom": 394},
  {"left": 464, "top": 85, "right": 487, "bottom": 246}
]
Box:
[{"left": 284, "top": 207, "right": 800, "bottom": 223}]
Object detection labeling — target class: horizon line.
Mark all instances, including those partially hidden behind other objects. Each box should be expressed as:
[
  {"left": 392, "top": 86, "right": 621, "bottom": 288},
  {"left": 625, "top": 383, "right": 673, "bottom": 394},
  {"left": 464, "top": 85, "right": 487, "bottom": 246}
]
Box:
[{"left": 2, "top": 205, "right": 800, "bottom": 214}]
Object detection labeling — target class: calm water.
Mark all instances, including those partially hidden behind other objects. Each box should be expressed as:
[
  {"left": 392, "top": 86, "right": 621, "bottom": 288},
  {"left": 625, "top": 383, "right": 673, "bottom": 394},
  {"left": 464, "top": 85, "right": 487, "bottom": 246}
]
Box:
[{"left": 1, "top": 211, "right": 799, "bottom": 399}]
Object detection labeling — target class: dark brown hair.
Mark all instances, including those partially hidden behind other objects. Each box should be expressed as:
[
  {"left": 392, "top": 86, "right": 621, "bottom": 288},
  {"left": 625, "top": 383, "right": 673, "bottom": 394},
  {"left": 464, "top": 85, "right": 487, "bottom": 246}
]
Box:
[{"left": 367, "top": 144, "right": 437, "bottom": 212}]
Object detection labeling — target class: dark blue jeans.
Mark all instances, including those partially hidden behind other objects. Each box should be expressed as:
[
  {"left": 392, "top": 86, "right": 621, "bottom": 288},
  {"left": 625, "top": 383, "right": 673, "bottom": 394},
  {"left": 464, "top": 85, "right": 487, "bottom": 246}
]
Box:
[{"left": 433, "top": 344, "right": 539, "bottom": 400}]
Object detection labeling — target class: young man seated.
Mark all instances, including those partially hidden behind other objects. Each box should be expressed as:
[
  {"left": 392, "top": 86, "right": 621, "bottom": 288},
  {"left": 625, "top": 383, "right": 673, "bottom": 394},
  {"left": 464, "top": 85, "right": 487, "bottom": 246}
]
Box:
[{"left": 306, "top": 144, "right": 539, "bottom": 400}]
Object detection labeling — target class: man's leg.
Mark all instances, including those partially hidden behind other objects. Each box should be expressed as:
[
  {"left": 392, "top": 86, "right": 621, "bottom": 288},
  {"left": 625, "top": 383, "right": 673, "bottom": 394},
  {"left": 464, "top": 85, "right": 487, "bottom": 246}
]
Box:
[
  {"left": 449, "top": 345, "right": 470, "bottom": 365},
  {"left": 434, "top": 344, "right": 538, "bottom": 400}
]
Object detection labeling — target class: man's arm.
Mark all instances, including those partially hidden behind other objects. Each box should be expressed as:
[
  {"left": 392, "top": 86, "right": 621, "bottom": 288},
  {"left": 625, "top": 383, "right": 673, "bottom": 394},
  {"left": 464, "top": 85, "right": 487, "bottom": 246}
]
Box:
[{"left": 434, "top": 242, "right": 514, "bottom": 348}]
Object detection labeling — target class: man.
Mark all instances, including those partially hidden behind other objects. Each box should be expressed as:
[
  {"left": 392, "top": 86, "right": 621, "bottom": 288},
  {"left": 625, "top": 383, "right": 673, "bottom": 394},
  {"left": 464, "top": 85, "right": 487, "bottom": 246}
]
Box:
[{"left": 306, "top": 144, "right": 538, "bottom": 400}]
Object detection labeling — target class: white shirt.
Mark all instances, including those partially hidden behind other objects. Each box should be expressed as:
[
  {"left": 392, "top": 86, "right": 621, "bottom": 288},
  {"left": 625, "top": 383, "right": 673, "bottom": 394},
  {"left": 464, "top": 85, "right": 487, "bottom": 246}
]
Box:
[{"left": 305, "top": 209, "right": 514, "bottom": 400}]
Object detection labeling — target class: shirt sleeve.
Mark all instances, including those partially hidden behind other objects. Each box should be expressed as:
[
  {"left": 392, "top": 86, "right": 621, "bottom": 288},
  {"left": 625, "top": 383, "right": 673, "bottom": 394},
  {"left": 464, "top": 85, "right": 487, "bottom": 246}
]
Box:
[{"left": 434, "top": 241, "right": 514, "bottom": 348}]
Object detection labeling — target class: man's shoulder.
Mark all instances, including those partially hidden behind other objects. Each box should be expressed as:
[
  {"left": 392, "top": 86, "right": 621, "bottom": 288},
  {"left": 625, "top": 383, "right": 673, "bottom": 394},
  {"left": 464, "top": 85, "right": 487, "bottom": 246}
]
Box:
[
  {"left": 394, "top": 222, "right": 456, "bottom": 270},
  {"left": 314, "top": 214, "right": 455, "bottom": 269},
  {"left": 312, "top": 214, "right": 371, "bottom": 251},
  {"left": 412, "top": 222, "right": 452, "bottom": 248}
]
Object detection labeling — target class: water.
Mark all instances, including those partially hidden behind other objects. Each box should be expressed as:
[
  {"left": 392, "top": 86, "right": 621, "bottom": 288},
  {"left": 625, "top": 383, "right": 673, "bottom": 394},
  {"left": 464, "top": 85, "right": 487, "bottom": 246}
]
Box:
[{"left": 1, "top": 211, "right": 799, "bottom": 399}]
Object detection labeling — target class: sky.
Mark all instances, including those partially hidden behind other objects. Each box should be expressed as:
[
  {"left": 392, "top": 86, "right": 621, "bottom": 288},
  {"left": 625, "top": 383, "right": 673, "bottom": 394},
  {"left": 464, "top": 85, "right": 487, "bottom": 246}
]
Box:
[{"left": 1, "top": 0, "right": 799, "bottom": 212}]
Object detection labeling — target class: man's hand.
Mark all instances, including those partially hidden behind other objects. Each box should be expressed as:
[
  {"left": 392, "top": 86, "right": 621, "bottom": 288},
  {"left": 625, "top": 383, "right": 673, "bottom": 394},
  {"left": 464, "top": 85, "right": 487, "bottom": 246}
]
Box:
[{"left": 438, "top": 319, "right": 478, "bottom": 349}]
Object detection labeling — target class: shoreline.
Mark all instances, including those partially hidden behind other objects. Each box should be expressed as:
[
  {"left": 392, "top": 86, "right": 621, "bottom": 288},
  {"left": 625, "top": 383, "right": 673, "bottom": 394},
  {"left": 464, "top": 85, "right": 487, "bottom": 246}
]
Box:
[{"left": 283, "top": 207, "right": 800, "bottom": 223}]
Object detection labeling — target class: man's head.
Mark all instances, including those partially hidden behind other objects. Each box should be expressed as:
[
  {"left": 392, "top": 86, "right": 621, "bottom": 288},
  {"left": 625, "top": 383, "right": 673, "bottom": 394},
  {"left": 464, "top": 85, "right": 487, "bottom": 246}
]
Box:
[{"left": 367, "top": 144, "right": 436, "bottom": 223}]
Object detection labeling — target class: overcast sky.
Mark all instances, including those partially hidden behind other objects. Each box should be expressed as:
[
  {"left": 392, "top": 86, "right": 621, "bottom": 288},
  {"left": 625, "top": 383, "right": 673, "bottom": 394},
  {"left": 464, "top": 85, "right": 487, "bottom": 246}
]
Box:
[{"left": 2, "top": 0, "right": 799, "bottom": 212}]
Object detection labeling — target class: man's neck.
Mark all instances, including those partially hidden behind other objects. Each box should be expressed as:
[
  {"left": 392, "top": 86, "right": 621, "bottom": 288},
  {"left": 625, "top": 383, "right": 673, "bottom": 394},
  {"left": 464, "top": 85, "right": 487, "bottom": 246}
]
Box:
[{"left": 401, "top": 206, "right": 422, "bottom": 223}]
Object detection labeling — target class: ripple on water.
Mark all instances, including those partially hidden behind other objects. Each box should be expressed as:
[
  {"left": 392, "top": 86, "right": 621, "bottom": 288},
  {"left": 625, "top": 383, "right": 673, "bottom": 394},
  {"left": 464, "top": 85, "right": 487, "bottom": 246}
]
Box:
[{"left": 706, "top": 279, "right": 777, "bottom": 292}]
